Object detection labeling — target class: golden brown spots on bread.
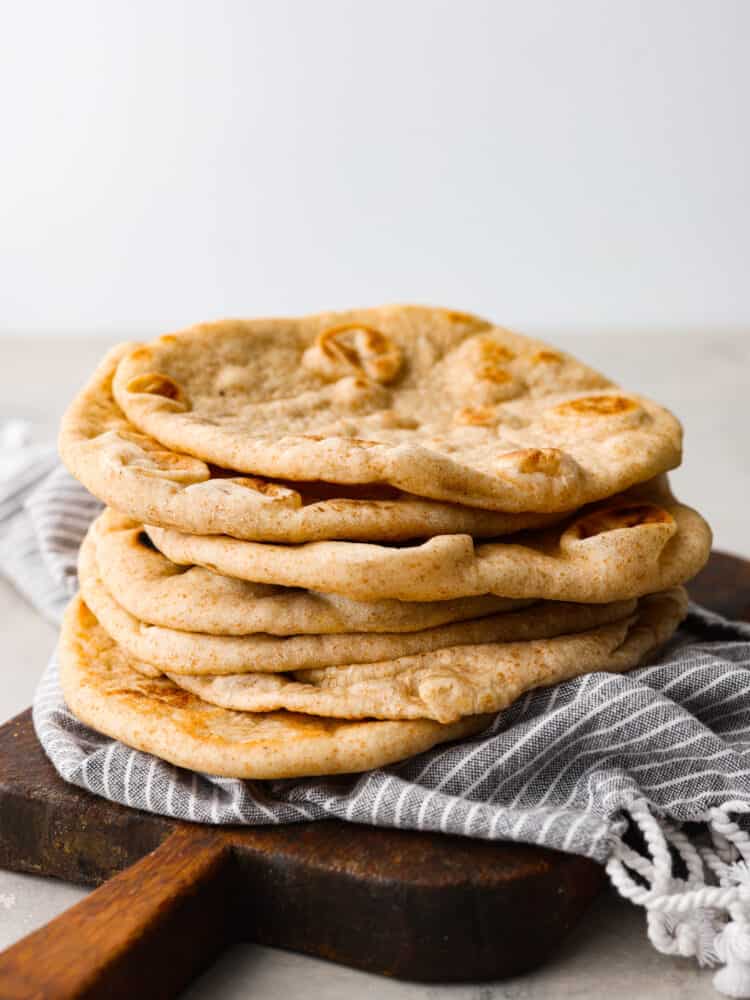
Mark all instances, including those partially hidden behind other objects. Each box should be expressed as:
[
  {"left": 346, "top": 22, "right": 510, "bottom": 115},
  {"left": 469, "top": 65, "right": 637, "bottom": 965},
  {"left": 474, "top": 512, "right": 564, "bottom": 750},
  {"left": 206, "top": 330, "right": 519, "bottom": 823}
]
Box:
[
  {"left": 158, "top": 334, "right": 178, "bottom": 344},
  {"left": 149, "top": 686, "right": 194, "bottom": 709},
  {"left": 473, "top": 337, "right": 517, "bottom": 383},
  {"left": 128, "top": 347, "right": 153, "bottom": 363},
  {"left": 233, "top": 477, "right": 299, "bottom": 499},
  {"left": 573, "top": 503, "right": 674, "bottom": 540},
  {"left": 150, "top": 451, "right": 198, "bottom": 471},
  {"left": 442, "top": 309, "right": 491, "bottom": 327},
  {"left": 479, "top": 339, "right": 516, "bottom": 363},
  {"left": 555, "top": 395, "right": 637, "bottom": 418},
  {"left": 320, "top": 331, "right": 358, "bottom": 367},
  {"left": 110, "top": 685, "right": 193, "bottom": 710},
  {"left": 126, "top": 373, "right": 189, "bottom": 408},
  {"left": 308, "top": 324, "right": 403, "bottom": 384},
  {"left": 512, "top": 448, "right": 563, "bottom": 475},
  {"left": 454, "top": 406, "right": 497, "bottom": 426},
  {"left": 79, "top": 601, "right": 99, "bottom": 630},
  {"left": 299, "top": 434, "right": 380, "bottom": 448},
  {"left": 477, "top": 364, "right": 512, "bottom": 384},
  {"left": 532, "top": 350, "right": 563, "bottom": 364}
]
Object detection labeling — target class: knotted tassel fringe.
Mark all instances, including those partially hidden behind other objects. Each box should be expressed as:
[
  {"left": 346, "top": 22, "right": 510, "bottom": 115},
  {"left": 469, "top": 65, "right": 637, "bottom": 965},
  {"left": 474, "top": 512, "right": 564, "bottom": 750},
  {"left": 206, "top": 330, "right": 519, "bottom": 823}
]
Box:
[{"left": 607, "top": 798, "right": 750, "bottom": 997}]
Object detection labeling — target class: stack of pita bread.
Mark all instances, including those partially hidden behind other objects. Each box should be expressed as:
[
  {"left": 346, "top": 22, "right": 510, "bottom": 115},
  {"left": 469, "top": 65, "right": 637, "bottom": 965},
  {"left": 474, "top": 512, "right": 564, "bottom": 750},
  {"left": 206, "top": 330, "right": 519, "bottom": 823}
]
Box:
[{"left": 58, "top": 306, "right": 711, "bottom": 779}]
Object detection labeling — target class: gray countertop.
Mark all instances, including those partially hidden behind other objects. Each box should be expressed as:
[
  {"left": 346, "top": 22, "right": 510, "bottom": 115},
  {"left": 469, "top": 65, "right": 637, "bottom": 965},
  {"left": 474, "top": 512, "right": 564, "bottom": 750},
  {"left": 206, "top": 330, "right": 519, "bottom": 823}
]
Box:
[{"left": 0, "top": 331, "right": 747, "bottom": 998}]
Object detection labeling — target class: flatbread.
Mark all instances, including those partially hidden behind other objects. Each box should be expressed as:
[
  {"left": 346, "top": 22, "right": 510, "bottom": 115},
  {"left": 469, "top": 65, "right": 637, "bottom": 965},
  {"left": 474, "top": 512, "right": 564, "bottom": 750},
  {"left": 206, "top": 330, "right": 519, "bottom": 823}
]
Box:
[
  {"left": 91, "top": 508, "right": 529, "bottom": 635},
  {"left": 112, "top": 306, "right": 682, "bottom": 512},
  {"left": 147, "top": 479, "right": 711, "bottom": 603},
  {"left": 80, "top": 524, "right": 635, "bottom": 675},
  {"left": 170, "top": 589, "right": 687, "bottom": 723},
  {"left": 59, "top": 596, "right": 491, "bottom": 779},
  {"left": 59, "top": 345, "right": 561, "bottom": 541}
]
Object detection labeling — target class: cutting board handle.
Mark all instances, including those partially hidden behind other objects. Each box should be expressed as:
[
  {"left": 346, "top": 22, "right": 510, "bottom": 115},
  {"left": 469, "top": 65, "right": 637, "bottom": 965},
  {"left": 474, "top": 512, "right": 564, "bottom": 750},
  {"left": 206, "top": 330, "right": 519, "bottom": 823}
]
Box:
[{"left": 0, "top": 826, "right": 234, "bottom": 999}]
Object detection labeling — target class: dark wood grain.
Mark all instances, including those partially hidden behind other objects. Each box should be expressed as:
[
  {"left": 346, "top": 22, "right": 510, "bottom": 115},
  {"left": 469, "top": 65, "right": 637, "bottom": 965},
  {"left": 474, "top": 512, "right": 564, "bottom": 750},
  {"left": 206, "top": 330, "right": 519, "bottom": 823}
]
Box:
[
  {"left": 0, "top": 549, "right": 744, "bottom": 995},
  {"left": 0, "top": 827, "right": 232, "bottom": 1000},
  {"left": 687, "top": 550, "right": 750, "bottom": 621},
  {"left": 227, "top": 821, "right": 603, "bottom": 981}
]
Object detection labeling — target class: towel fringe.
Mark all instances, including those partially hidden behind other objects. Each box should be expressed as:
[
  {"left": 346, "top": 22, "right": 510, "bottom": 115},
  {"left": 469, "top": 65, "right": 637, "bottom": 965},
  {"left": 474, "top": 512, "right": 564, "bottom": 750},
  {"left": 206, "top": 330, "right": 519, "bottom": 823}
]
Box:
[{"left": 607, "top": 798, "right": 750, "bottom": 997}]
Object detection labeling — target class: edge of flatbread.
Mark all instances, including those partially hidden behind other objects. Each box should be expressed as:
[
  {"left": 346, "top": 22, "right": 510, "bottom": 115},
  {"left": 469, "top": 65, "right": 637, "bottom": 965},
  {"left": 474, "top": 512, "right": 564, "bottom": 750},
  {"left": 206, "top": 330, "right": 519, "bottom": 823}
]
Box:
[{"left": 58, "top": 596, "right": 492, "bottom": 779}]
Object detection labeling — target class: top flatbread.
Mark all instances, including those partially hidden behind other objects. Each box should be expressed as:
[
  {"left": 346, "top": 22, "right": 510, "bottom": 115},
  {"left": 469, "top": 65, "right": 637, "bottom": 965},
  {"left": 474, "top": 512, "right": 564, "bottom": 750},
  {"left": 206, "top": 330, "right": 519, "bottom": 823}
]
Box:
[
  {"left": 59, "top": 345, "right": 561, "bottom": 542},
  {"left": 112, "top": 305, "right": 683, "bottom": 512}
]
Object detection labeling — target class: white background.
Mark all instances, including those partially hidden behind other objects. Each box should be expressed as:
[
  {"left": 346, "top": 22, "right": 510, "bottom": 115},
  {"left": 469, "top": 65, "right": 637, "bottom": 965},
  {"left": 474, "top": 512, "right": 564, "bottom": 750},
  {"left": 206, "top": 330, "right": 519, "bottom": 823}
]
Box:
[{"left": 1, "top": 0, "right": 749, "bottom": 338}]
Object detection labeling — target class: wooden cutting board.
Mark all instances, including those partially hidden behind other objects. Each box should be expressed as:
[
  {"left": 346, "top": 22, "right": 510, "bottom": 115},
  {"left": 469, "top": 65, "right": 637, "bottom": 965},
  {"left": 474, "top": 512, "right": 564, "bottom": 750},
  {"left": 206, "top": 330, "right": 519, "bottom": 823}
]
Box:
[{"left": 0, "top": 551, "right": 744, "bottom": 999}]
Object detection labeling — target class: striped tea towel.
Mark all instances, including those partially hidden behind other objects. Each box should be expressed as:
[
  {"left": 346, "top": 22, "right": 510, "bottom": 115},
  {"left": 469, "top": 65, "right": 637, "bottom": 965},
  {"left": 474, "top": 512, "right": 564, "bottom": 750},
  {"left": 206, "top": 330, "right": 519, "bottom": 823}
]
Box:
[{"left": 3, "top": 439, "right": 750, "bottom": 996}]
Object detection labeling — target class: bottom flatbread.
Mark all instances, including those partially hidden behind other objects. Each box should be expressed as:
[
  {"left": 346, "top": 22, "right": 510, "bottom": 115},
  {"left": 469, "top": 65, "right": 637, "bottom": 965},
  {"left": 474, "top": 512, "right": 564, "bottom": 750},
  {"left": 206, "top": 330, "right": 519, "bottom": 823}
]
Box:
[{"left": 59, "top": 596, "right": 491, "bottom": 779}]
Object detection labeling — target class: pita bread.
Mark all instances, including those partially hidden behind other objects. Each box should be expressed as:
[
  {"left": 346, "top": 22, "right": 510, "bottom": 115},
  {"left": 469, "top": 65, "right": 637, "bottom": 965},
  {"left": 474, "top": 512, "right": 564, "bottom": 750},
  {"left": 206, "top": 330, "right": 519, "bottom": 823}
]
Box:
[
  {"left": 91, "top": 508, "right": 529, "bottom": 635},
  {"left": 59, "top": 345, "right": 561, "bottom": 542},
  {"left": 80, "top": 525, "right": 635, "bottom": 675},
  {"left": 59, "top": 596, "right": 491, "bottom": 779},
  {"left": 147, "top": 480, "right": 711, "bottom": 603},
  {"left": 112, "top": 306, "right": 682, "bottom": 512},
  {"left": 170, "top": 589, "right": 687, "bottom": 723}
]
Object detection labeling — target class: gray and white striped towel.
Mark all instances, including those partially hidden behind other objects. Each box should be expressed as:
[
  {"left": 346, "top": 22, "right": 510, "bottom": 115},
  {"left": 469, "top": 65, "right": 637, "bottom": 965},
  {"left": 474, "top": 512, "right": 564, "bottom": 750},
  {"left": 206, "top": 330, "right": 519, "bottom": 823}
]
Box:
[{"left": 3, "top": 436, "right": 750, "bottom": 996}]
